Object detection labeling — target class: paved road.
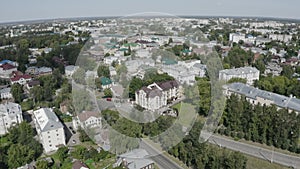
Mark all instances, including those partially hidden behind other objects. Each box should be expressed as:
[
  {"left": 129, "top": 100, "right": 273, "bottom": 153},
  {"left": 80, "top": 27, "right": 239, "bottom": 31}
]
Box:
[
  {"left": 139, "top": 140, "right": 184, "bottom": 169},
  {"left": 207, "top": 134, "right": 300, "bottom": 169}
]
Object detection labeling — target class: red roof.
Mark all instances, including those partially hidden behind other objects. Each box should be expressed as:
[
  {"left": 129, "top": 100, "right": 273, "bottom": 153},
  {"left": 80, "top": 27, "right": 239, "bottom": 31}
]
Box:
[
  {"left": 10, "top": 74, "right": 31, "bottom": 82},
  {"left": 12, "top": 71, "right": 24, "bottom": 76},
  {"left": 72, "top": 161, "right": 89, "bottom": 169},
  {"left": 0, "top": 63, "right": 16, "bottom": 70}
]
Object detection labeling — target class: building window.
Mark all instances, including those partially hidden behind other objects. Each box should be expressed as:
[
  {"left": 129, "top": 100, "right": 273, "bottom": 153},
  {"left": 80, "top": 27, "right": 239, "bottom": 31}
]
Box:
[
  {"left": 48, "top": 136, "right": 50, "bottom": 138},
  {"left": 49, "top": 144, "right": 52, "bottom": 147}
]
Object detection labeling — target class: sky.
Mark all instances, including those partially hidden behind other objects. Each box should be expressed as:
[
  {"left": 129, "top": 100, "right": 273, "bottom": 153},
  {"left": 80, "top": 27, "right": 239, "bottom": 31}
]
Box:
[{"left": 0, "top": 0, "right": 299, "bottom": 23}]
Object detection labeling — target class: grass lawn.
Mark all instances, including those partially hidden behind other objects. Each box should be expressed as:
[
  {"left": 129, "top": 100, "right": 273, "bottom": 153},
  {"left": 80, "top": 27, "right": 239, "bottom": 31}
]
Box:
[
  {"left": 93, "top": 158, "right": 116, "bottom": 169},
  {"left": 246, "top": 155, "right": 289, "bottom": 169},
  {"left": 213, "top": 133, "right": 300, "bottom": 158},
  {"left": 175, "top": 102, "right": 197, "bottom": 128}
]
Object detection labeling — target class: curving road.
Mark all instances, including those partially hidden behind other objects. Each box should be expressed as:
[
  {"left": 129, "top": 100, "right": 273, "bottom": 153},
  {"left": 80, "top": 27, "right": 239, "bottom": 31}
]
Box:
[
  {"left": 207, "top": 134, "right": 300, "bottom": 169},
  {"left": 139, "top": 140, "right": 184, "bottom": 169}
]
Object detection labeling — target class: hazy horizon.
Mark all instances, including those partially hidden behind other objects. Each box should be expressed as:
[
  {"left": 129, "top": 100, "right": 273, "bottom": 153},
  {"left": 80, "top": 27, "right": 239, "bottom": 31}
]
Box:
[{"left": 0, "top": 0, "right": 299, "bottom": 23}]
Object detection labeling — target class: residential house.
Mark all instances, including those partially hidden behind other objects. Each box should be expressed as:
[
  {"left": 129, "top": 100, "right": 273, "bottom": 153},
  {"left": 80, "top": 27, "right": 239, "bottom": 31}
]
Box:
[
  {"left": 10, "top": 74, "right": 32, "bottom": 85},
  {"left": 73, "top": 111, "right": 102, "bottom": 130},
  {"left": 32, "top": 108, "right": 66, "bottom": 153},
  {"left": 37, "top": 67, "right": 53, "bottom": 76},
  {"left": 0, "top": 102, "right": 23, "bottom": 135},
  {"left": 65, "top": 65, "right": 79, "bottom": 78},
  {"left": 26, "top": 80, "right": 40, "bottom": 90},
  {"left": 114, "top": 149, "right": 155, "bottom": 169},
  {"left": 100, "top": 77, "right": 112, "bottom": 89},
  {"left": 72, "top": 161, "right": 89, "bottom": 169}
]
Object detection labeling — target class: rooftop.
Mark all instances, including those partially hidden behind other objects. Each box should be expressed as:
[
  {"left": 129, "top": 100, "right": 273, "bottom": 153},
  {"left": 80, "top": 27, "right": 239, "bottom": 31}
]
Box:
[
  {"left": 100, "top": 77, "right": 112, "bottom": 86},
  {"left": 225, "top": 83, "right": 300, "bottom": 112},
  {"left": 0, "top": 102, "right": 22, "bottom": 117},
  {"left": 77, "top": 111, "right": 100, "bottom": 122},
  {"left": 33, "top": 108, "right": 63, "bottom": 132}
]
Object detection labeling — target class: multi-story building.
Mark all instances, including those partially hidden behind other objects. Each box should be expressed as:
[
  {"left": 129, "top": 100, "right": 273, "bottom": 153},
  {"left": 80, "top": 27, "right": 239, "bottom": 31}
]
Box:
[
  {"left": 229, "top": 33, "right": 246, "bottom": 43},
  {"left": 223, "top": 83, "right": 300, "bottom": 115},
  {"left": 33, "top": 108, "right": 66, "bottom": 153},
  {"left": 0, "top": 102, "right": 23, "bottom": 135},
  {"left": 135, "top": 80, "right": 182, "bottom": 111},
  {"left": 219, "top": 67, "right": 260, "bottom": 85}
]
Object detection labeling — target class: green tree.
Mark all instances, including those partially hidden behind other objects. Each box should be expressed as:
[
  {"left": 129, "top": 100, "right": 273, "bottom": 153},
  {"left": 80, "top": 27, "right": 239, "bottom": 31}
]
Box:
[
  {"left": 36, "top": 160, "right": 50, "bottom": 169},
  {"left": 7, "top": 144, "right": 35, "bottom": 169},
  {"left": 97, "top": 65, "right": 110, "bottom": 78},
  {"left": 72, "top": 68, "right": 86, "bottom": 84},
  {"left": 281, "top": 65, "right": 294, "bottom": 79},
  {"left": 11, "top": 83, "right": 23, "bottom": 103},
  {"left": 104, "top": 88, "right": 113, "bottom": 98},
  {"left": 227, "top": 77, "right": 247, "bottom": 84},
  {"left": 56, "top": 147, "right": 69, "bottom": 162}
]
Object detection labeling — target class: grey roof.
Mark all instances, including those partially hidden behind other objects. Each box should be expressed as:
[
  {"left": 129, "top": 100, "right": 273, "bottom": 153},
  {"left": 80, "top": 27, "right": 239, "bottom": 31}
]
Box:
[
  {"left": 33, "top": 108, "right": 64, "bottom": 132},
  {"left": 65, "top": 65, "right": 78, "bottom": 71},
  {"left": 38, "top": 67, "right": 52, "bottom": 74},
  {"left": 225, "top": 83, "right": 300, "bottom": 112},
  {"left": 127, "top": 158, "right": 154, "bottom": 169},
  {"left": 119, "top": 149, "right": 149, "bottom": 158},
  {"left": 0, "top": 87, "right": 11, "bottom": 94},
  {"left": 220, "top": 67, "right": 259, "bottom": 75},
  {"left": 119, "top": 149, "right": 154, "bottom": 169},
  {"left": 0, "top": 102, "right": 22, "bottom": 118}
]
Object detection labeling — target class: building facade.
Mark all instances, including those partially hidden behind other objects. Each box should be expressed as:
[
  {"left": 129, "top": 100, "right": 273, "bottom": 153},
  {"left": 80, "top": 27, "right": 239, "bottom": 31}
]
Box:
[
  {"left": 73, "top": 111, "right": 102, "bottom": 130},
  {"left": 219, "top": 67, "right": 260, "bottom": 85},
  {"left": 223, "top": 83, "right": 300, "bottom": 115},
  {"left": 0, "top": 102, "right": 23, "bottom": 135},
  {"left": 135, "top": 80, "right": 181, "bottom": 111},
  {"left": 33, "top": 108, "right": 66, "bottom": 153}
]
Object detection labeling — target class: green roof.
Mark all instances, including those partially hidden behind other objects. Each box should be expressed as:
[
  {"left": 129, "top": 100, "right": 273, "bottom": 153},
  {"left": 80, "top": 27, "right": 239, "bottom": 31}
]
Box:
[
  {"left": 123, "top": 43, "right": 139, "bottom": 47},
  {"left": 100, "top": 77, "right": 112, "bottom": 86},
  {"left": 162, "top": 58, "right": 178, "bottom": 65},
  {"left": 119, "top": 48, "right": 128, "bottom": 51},
  {"left": 182, "top": 49, "right": 192, "bottom": 53}
]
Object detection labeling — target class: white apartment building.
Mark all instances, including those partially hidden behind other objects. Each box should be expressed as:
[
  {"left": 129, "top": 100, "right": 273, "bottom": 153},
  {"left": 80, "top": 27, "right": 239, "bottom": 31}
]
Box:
[
  {"left": 229, "top": 33, "right": 246, "bottom": 43},
  {"left": 0, "top": 102, "right": 23, "bottom": 135},
  {"left": 135, "top": 80, "right": 181, "bottom": 111},
  {"left": 219, "top": 67, "right": 260, "bottom": 85},
  {"left": 161, "top": 60, "right": 206, "bottom": 86},
  {"left": 33, "top": 108, "right": 66, "bottom": 153}
]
